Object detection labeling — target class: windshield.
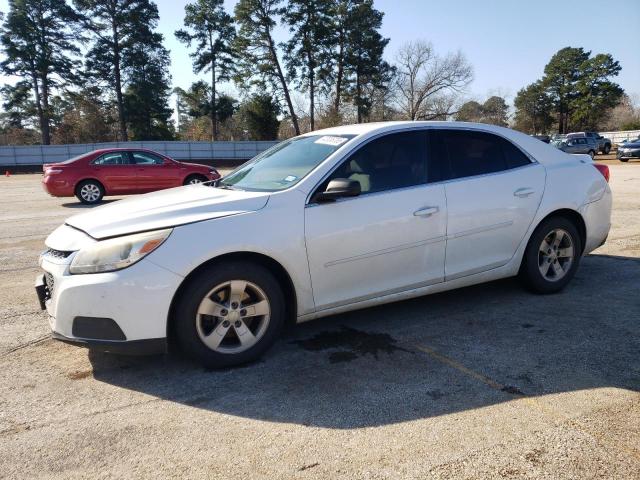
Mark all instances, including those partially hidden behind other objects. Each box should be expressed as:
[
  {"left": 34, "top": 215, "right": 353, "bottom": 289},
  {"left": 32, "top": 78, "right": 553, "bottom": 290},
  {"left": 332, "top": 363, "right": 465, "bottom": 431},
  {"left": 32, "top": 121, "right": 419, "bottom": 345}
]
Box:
[{"left": 220, "top": 134, "right": 355, "bottom": 191}]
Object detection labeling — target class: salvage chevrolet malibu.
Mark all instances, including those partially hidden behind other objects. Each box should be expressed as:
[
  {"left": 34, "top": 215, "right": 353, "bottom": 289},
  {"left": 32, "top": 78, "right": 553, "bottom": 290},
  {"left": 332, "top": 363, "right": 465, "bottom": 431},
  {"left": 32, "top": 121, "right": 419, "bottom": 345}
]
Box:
[{"left": 37, "top": 122, "right": 612, "bottom": 368}]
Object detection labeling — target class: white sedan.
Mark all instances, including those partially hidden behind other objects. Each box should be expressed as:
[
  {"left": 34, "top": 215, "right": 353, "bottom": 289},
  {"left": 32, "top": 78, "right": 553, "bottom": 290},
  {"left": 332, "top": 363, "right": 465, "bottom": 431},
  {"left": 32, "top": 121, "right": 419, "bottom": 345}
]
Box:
[{"left": 37, "top": 122, "right": 612, "bottom": 367}]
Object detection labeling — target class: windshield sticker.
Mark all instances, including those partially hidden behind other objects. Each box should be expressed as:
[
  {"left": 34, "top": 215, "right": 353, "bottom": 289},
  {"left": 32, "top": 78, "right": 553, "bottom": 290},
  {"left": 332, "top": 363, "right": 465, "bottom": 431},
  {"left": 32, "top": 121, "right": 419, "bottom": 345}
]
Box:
[
  {"left": 315, "top": 136, "right": 348, "bottom": 146},
  {"left": 283, "top": 175, "right": 298, "bottom": 182}
]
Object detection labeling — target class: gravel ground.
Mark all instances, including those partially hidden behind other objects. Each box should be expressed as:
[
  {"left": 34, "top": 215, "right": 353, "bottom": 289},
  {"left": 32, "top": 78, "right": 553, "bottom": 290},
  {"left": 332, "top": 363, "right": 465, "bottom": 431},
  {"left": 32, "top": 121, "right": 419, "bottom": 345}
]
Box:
[{"left": 0, "top": 165, "right": 638, "bottom": 479}]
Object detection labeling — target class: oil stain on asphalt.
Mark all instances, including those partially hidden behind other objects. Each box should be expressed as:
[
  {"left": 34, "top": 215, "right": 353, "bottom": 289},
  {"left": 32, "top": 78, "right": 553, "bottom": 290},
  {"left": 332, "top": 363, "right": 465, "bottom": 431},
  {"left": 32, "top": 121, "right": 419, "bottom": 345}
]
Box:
[{"left": 292, "top": 326, "right": 412, "bottom": 363}]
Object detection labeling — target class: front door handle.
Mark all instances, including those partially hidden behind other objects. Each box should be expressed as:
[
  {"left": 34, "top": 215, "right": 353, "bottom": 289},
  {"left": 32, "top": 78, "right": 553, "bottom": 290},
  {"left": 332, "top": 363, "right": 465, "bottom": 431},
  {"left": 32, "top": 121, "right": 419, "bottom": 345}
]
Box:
[
  {"left": 514, "top": 188, "right": 535, "bottom": 198},
  {"left": 414, "top": 206, "right": 439, "bottom": 217}
]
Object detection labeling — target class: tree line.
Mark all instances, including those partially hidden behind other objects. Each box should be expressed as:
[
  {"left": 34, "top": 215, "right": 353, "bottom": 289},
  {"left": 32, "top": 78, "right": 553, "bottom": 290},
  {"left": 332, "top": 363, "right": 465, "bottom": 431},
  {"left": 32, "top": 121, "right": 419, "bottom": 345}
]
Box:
[{"left": 0, "top": 0, "right": 634, "bottom": 146}]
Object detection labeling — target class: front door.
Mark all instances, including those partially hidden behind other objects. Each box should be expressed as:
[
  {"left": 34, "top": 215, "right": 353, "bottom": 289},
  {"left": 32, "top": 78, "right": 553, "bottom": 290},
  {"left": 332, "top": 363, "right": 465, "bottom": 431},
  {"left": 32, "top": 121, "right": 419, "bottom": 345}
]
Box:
[
  {"left": 304, "top": 130, "right": 447, "bottom": 311},
  {"left": 130, "top": 151, "right": 179, "bottom": 191}
]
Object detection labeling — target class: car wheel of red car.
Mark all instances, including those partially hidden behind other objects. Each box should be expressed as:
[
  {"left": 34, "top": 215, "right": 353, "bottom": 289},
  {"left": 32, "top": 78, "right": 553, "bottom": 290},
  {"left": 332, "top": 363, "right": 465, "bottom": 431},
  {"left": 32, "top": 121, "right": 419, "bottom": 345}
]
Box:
[
  {"left": 75, "top": 180, "right": 104, "bottom": 205},
  {"left": 184, "top": 174, "right": 208, "bottom": 185}
]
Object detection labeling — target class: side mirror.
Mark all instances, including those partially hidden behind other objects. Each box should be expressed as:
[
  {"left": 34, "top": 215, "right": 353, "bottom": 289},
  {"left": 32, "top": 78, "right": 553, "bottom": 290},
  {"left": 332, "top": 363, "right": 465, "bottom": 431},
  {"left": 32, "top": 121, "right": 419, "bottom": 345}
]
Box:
[{"left": 316, "top": 178, "right": 361, "bottom": 202}]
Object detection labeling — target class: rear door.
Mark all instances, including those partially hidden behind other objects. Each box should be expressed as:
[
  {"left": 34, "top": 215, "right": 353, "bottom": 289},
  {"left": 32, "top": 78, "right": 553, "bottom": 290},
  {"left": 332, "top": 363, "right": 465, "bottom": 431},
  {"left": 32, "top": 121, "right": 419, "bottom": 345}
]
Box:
[
  {"left": 90, "top": 151, "right": 135, "bottom": 193},
  {"left": 130, "top": 151, "right": 180, "bottom": 191},
  {"left": 304, "top": 130, "right": 447, "bottom": 311},
  {"left": 429, "top": 129, "right": 545, "bottom": 280}
]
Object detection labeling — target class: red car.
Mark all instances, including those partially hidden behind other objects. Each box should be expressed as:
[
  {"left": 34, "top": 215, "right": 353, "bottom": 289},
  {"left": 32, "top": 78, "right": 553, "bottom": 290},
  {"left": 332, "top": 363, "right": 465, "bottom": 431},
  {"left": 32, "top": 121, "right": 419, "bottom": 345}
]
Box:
[{"left": 42, "top": 148, "right": 220, "bottom": 204}]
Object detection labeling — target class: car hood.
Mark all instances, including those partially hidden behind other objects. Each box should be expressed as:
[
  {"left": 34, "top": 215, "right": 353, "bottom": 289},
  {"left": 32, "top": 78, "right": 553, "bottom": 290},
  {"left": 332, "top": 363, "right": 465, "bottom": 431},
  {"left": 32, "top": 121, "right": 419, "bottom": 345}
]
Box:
[
  {"left": 620, "top": 141, "right": 640, "bottom": 149},
  {"left": 65, "top": 185, "right": 270, "bottom": 239}
]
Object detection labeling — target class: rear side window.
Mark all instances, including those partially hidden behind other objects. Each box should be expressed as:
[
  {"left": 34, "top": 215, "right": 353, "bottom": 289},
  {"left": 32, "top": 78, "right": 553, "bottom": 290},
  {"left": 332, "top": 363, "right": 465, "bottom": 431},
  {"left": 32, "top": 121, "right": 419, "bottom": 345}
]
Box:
[
  {"left": 92, "top": 152, "right": 129, "bottom": 165},
  {"left": 428, "top": 130, "right": 531, "bottom": 181},
  {"left": 501, "top": 138, "right": 531, "bottom": 169}
]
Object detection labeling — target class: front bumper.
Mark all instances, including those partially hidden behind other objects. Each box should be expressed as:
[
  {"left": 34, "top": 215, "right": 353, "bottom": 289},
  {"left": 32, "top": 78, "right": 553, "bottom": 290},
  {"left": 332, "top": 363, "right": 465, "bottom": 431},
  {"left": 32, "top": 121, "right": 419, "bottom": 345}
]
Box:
[
  {"left": 52, "top": 331, "right": 167, "bottom": 355},
  {"left": 37, "top": 248, "right": 183, "bottom": 354},
  {"left": 617, "top": 150, "right": 640, "bottom": 159}
]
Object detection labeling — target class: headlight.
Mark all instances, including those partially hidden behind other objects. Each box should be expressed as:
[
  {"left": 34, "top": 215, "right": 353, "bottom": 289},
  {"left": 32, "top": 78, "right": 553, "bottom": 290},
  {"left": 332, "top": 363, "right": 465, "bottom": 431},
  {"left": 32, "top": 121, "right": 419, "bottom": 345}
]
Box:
[{"left": 69, "top": 229, "right": 172, "bottom": 274}]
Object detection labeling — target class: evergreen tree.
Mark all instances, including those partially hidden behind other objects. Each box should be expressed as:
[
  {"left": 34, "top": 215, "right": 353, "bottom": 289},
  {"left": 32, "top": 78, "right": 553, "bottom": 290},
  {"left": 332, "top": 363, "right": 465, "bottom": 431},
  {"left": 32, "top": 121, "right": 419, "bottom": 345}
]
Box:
[
  {"left": 234, "top": 0, "right": 300, "bottom": 135},
  {"left": 75, "top": 0, "right": 173, "bottom": 140},
  {"left": 328, "top": 0, "right": 391, "bottom": 122},
  {"left": 238, "top": 93, "right": 280, "bottom": 140},
  {"left": 481, "top": 96, "right": 509, "bottom": 127},
  {"left": 281, "top": 0, "right": 333, "bottom": 131},
  {"left": 175, "top": 0, "right": 235, "bottom": 140},
  {"left": 513, "top": 81, "right": 554, "bottom": 134},
  {"left": 541, "top": 47, "right": 622, "bottom": 133},
  {"left": 0, "top": 0, "right": 82, "bottom": 144}
]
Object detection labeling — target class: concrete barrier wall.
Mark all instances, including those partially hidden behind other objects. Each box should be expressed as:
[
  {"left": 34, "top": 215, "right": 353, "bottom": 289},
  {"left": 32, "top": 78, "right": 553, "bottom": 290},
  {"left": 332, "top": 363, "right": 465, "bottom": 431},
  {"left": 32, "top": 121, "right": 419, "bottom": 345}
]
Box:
[
  {"left": 0, "top": 140, "right": 280, "bottom": 166},
  {"left": 598, "top": 130, "right": 640, "bottom": 145}
]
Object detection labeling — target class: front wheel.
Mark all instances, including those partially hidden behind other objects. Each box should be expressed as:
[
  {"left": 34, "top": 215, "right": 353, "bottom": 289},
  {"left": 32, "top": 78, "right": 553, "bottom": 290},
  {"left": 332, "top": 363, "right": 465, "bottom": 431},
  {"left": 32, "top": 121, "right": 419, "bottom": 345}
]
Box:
[
  {"left": 183, "top": 174, "right": 208, "bottom": 185},
  {"left": 619, "top": 158, "right": 628, "bottom": 163},
  {"left": 588, "top": 150, "right": 595, "bottom": 159},
  {"left": 519, "top": 217, "right": 582, "bottom": 294},
  {"left": 174, "top": 261, "right": 285, "bottom": 368},
  {"left": 602, "top": 144, "right": 611, "bottom": 155},
  {"left": 75, "top": 180, "right": 104, "bottom": 204}
]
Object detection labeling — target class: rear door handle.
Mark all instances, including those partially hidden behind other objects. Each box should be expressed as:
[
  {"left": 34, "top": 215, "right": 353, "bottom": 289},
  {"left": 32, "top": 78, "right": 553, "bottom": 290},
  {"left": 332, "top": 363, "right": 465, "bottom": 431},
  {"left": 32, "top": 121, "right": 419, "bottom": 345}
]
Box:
[
  {"left": 413, "top": 206, "right": 439, "bottom": 217},
  {"left": 514, "top": 188, "right": 535, "bottom": 198}
]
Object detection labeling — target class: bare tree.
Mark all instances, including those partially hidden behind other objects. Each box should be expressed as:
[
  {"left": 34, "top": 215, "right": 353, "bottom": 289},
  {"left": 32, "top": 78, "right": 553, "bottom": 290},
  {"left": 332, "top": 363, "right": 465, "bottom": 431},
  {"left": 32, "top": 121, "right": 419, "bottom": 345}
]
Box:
[{"left": 394, "top": 40, "right": 472, "bottom": 120}]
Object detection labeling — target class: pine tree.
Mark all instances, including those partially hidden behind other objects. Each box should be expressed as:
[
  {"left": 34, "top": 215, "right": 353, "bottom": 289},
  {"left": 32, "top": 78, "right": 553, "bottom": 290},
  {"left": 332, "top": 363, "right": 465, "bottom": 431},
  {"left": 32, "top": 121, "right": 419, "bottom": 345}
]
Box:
[
  {"left": 234, "top": 0, "right": 300, "bottom": 135},
  {"left": 176, "top": 0, "right": 235, "bottom": 141},
  {"left": 1, "top": 0, "right": 82, "bottom": 144},
  {"left": 342, "top": 0, "right": 391, "bottom": 122},
  {"left": 325, "top": 0, "right": 391, "bottom": 122},
  {"left": 75, "top": 0, "right": 173, "bottom": 140},
  {"left": 281, "top": 0, "right": 333, "bottom": 131}
]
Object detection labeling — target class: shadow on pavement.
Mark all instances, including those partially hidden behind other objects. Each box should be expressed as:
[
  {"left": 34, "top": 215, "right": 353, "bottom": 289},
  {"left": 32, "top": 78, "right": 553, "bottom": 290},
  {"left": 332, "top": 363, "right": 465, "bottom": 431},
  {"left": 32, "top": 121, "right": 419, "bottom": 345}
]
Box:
[
  {"left": 89, "top": 253, "right": 640, "bottom": 429},
  {"left": 61, "top": 199, "right": 119, "bottom": 208}
]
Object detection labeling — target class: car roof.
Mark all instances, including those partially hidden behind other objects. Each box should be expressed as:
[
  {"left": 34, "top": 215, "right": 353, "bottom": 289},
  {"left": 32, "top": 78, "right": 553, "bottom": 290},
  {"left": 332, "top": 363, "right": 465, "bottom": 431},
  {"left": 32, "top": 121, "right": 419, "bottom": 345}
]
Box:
[
  {"left": 300, "top": 121, "right": 571, "bottom": 165},
  {"left": 89, "top": 148, "right": 166, "bottom": 155}
]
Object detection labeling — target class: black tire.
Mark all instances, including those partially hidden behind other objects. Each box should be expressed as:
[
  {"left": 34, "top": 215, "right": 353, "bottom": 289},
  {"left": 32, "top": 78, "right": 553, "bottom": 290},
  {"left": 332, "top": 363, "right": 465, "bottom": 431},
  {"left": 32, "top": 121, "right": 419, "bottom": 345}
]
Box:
[
  {"left": 183, "top": 174, "right": 208, "bottom": 185},
  {"left": 519, "top": 216, "right": 582, "bottom": 294},
  {"left": 603, "top": 144, "right": 611, "bottom": 155},
  {"left": 174, "top": 261, "right": 285, "bottom": 368},
  {"left": 588, "top": 150, "right": 595, "bottom": 159},
  {"left": 75, "top": 179, "right": 104, "bottom": 204},
  {"left": 619, "top": 158, "right": 628, "bottom": 163}
]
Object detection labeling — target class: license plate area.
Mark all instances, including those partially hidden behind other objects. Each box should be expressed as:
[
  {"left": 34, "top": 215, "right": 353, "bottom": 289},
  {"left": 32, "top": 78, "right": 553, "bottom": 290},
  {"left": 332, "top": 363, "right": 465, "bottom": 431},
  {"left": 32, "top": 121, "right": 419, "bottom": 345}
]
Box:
[{"left": 35, "top": 273, "right": 52, "bottom": 310}]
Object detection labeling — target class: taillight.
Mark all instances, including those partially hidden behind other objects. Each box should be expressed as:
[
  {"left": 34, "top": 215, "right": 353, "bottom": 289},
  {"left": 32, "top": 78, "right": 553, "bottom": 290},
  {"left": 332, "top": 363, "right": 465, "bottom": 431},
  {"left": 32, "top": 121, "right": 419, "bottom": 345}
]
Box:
[{"left": 593, "top": 163, "right": 609, "bottom": 183}]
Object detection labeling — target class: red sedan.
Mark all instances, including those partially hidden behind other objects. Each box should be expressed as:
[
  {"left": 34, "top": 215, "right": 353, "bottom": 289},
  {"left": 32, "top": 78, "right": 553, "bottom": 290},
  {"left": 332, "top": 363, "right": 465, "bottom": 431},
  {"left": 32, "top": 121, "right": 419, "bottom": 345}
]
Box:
[{"left": 42, "top": 148, "right": 220, "bottom": 204}]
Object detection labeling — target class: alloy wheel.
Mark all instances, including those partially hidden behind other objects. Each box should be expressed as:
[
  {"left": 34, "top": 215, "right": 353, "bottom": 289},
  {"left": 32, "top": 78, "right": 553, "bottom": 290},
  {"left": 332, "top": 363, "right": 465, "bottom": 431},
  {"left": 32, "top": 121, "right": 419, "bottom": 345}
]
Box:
[
  {"left": 538, "top": 228, "right": 574, "bottom": 282},
  {"left": 80, "top": 184, "right": 101, "bottom": 202},
  {"left": 195, "top": 280, "right": 271, "bottom": 354}
]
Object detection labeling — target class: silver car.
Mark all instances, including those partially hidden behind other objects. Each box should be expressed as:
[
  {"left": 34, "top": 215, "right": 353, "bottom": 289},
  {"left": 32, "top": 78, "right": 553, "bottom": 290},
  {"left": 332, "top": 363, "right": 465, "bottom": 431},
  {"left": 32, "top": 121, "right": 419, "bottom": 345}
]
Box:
[{"left": 554, "top": 137, "right": 598, "bottom": 158}]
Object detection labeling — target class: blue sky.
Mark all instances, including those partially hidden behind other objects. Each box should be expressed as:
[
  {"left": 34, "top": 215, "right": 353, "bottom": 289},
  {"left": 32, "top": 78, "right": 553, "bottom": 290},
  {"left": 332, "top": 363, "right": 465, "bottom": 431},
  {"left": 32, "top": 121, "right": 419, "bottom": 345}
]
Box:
[
  {"left": 155, "top": 0, "right": 640, "bottom": 103},
  {"left": 0, "top": 0, "right": 638, "bottom": 104}
]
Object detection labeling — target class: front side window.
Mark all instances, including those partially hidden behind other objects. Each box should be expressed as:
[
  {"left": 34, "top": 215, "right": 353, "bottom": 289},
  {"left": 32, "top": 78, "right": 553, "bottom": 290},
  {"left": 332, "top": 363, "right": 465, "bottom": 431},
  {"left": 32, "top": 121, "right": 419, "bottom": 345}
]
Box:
[
  {"left": 429, "top": 130, "right": 531, "bottom": 180},
  {"left": 220, "top": 134, "right": 354, "bottom": 192},
  {"left": 320, "top": 130, "right": 428, "bottom": 195},
  {"left": 92, "top": 152, "right": 129, "bottom": 165},
  {"left": 132, "top": 151, "right": 165, "bottom": 165}
]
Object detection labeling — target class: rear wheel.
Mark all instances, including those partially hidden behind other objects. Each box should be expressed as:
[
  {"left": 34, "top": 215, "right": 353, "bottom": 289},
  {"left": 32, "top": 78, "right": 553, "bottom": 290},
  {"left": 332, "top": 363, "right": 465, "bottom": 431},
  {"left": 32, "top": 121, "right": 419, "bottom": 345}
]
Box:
[
  {"left": 588, "top": 150, "right": 595, "bottom": 159},
  {"left": 520, "top": 217, "right": 582, "bottom": 294},
  {"left": 75, "top": 180, "right": 104, "bottom": 204},
  {"left": 184, "top": 174, "right": 208, "bottom": 185},
  {"left": 174, "top": 261, "right": 285, "bottom": 368},
  {"left": 603, "top": 144, "right": 611, "bottom": 154}
]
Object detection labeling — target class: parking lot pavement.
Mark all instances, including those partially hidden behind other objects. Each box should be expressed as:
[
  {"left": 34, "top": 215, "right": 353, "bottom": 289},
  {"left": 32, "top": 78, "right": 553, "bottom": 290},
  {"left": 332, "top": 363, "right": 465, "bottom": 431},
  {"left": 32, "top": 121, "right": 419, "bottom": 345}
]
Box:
[{"left": 0, "top": 167, "right": 639, "bottom": 479}]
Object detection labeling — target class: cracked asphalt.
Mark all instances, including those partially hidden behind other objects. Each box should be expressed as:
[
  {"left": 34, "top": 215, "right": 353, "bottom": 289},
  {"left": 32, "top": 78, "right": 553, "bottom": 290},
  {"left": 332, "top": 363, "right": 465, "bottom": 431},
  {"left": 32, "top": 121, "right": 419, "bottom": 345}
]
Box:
[{"left": 0, "top": 163, "right": 639, "bottom": 479}]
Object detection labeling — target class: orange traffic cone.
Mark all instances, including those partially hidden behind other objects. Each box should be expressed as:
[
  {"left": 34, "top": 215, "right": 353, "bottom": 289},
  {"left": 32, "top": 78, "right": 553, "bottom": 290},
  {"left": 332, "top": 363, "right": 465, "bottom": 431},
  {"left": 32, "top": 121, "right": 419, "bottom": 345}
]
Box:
[{"left": 4, "top": 170, "right": 9, "bottom": 177}]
